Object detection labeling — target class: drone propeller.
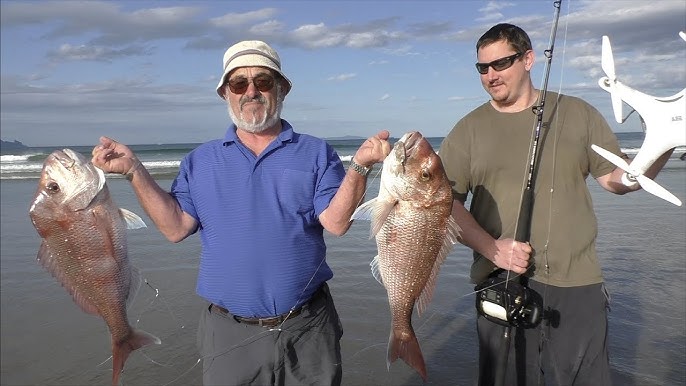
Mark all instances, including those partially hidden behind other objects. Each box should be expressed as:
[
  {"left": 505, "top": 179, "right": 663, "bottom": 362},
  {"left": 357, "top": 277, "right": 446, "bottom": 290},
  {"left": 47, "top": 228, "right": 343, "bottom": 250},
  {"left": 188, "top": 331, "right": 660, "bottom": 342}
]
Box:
[
  {"left": 601, "top": 36, "right": 624, "bottom": 123},
  {"left": 591, "top": 145, "right": 682, "bottom": 206},
  {"left": 601, "top": 36, "right": 616, "bottom": 80}
]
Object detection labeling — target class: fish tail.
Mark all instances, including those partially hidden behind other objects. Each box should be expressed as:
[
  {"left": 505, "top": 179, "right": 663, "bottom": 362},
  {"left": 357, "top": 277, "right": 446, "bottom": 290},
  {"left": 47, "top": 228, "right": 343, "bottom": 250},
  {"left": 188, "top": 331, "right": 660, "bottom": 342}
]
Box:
[
  {"left": 387, "top": 327, "right": 427, "bottom": 382},
  {"left": 112, "top": 329, "right": 161, "bottom": 385}
]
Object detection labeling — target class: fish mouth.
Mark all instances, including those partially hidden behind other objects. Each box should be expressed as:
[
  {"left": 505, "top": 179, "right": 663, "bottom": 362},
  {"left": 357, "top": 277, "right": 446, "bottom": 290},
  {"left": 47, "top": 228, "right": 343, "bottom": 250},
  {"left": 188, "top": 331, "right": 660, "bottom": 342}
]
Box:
[
  {"left": 400, "top": 132, "right": 423, "bottom": 155},
  {"left": 50, "top": 149, "right": 87, "bottom": 170},
  {"left": 394, "top": 131, "right": 425, "bottom": 163},
  {"left": 387, "top": 131, "right": 424, "bottom": 176}
]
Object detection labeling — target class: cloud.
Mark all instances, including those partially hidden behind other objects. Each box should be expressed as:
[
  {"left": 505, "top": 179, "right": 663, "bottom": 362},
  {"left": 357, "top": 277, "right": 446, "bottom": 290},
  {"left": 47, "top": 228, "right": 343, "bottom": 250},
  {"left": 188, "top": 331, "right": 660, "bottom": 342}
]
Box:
[
  {"left": 327, "top": 73, "right": 357, "bottom": 82},
  {"left": 47, "top": 43, "right": 153, "bottom": 62},
  {"left": 290, "top": 23, "right": 346, "bottom": 48},
  {"left": 1, "top": 1, "right": 207, "bottom": 46},
  {"left": 559, "top": 1, "right": 686, "bottom": 93},
  {"left": 210, "top": 8, "right": 279, "bottom": 27},
  {"left": 380, "top": 45, "right": 421, "bottom": 57},
  {"left": 249, "top": 19, "right": 285, "bottom": 36},
  {"left": 476, "top": 1, "right": 516, "bottom": 22},
  {"left": 407, "top": 21, "right": 454, "bottom": 37},
  {"left": 2, "top": 0, "right": 684, "bottom": 145}
]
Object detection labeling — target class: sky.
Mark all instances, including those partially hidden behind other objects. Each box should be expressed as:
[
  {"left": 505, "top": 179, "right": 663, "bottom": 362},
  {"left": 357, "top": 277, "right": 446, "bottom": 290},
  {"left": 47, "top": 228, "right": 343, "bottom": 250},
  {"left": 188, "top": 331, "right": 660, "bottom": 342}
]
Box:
[{"left": 1, "top": 1, "right": 685, "bottom": 147}]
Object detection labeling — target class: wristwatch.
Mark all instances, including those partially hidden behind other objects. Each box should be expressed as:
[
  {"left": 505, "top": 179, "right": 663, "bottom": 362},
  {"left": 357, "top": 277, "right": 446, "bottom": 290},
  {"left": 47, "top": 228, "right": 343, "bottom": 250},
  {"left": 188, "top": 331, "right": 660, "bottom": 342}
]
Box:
[{"left": 349, "top": 159, "right": 371, "bottom": 177}]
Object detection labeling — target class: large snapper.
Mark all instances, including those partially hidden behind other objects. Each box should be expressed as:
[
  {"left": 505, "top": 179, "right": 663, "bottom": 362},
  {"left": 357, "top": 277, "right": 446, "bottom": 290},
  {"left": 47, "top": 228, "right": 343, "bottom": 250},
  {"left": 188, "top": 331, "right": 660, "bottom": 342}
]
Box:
[
  {"left": 28, "top": 149, "right": 160, "bottom": 385},
  {"left": 351, "top": 131, "right": 460, "bottom": 381}
]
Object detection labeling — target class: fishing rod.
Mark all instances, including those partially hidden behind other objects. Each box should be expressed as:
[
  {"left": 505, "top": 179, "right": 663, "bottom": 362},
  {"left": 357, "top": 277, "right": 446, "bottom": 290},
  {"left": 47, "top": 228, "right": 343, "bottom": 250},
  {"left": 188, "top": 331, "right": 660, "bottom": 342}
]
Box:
[
  {"left": 482, "top": 1, "right": 564, "bottom": 385},
  {"left": 516, "top": 0, "right": 563, "bottom": 244}
]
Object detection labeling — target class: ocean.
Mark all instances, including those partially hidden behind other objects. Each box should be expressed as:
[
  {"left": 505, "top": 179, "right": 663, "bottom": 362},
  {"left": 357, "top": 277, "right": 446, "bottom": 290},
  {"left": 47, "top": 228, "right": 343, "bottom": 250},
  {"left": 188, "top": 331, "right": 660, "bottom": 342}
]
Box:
[
  {"left": 1, "top": 132, "right": 685, "bottom": 385},
  {"left": 3, "top": 132, "right": 685, "bottom": 182}
]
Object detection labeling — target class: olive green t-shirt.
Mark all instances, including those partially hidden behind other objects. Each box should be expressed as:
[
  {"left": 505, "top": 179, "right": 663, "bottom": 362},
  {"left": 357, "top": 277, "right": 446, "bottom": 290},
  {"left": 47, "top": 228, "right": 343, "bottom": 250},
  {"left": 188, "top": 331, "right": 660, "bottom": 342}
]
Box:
[{"left": 439, "top": 92, "right": 622, "bottom": 287}]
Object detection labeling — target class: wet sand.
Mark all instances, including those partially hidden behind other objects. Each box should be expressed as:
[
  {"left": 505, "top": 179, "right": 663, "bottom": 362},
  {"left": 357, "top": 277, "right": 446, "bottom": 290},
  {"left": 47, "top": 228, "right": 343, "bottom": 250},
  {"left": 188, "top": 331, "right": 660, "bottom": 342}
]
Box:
[{"left": 2, "top": 165, "right": 684, "bottom": 385}]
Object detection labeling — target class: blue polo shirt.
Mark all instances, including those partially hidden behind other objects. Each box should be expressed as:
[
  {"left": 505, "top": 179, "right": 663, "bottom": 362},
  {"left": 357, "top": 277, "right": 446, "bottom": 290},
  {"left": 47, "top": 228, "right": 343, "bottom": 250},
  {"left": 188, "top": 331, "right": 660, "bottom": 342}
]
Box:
[{"left": 170, "top": 120, "right": 345, "bottom": 317}]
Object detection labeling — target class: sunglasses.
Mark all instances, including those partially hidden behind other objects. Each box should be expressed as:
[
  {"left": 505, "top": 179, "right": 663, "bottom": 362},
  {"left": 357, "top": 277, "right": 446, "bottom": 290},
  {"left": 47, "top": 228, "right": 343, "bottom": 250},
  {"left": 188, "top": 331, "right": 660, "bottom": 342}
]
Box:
[
  {"left": 475, "top": 52, "right": 524, "bottom": 75},
  {"left": 227, "top": 74, "right": 275, "bottom": 94}
]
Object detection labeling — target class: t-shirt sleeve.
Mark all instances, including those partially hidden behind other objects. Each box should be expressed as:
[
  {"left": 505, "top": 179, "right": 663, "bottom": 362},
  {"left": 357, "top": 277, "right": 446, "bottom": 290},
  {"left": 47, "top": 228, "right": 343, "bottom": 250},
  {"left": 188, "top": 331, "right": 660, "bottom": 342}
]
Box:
[
  {"left": 439, "top": 120, "right": 471, "bottom": 203},
  {"left": 585, "top": 102, "right": 623, "bottom": 179}
]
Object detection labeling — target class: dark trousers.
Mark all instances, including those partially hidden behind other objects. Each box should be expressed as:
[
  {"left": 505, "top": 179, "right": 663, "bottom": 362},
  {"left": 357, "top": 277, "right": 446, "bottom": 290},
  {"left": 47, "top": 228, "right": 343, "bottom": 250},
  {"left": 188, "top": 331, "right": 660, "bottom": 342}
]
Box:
[
  {"left": 197, "top": 284, "right": 343, "bottom": 386},
  {"left": 477, "top": 282, "right": 611, "bottom": 386}
]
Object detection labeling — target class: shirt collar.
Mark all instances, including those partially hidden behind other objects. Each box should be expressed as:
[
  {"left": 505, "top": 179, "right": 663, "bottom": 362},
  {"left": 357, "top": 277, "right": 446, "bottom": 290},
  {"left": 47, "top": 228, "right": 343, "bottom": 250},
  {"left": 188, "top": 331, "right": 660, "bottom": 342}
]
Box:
[{"left": 222, "top": 119, "right": 294, "bottom": 146}]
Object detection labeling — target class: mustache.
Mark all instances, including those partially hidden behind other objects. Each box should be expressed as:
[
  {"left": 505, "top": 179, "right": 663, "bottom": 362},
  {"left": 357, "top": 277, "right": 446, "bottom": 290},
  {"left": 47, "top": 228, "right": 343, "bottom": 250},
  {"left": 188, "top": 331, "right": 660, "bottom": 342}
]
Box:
[{"left": 239, "top": 95, "right": 267, "bottom": 107}]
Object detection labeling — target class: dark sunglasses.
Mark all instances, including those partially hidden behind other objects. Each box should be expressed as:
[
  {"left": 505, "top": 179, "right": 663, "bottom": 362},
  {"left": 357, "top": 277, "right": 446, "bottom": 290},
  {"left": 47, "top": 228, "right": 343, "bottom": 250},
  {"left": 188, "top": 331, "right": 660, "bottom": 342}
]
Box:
[
  {"left": 475, "top": 52, "right": 523, "bottom": 75},
  {"left": 227, "top": 74, "right": 275, "bottom": 94}
]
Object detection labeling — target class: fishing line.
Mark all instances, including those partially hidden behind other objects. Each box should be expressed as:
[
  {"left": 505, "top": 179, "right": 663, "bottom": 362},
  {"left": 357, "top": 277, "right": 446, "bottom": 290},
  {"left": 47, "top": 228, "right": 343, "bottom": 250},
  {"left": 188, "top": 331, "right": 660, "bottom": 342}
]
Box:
[
  {"left": 481, "top": 2, "right": 566, "bottom": 385},
  {"left": 540, "top": 0, "right": 570, "bottom": 291},
  {"left": 510, "top": 0, "right": 564, "bottom": 278},
  {"left": 68, "top": 276, "right": 181, "bottom": 384},
  {"left": 276, "top": 157, "right": 383, "bottom": 329},
  {"left": 145, "top": 156, "right": 385, "bottom": 384},
  {"left": 157, "top": 315, "right": 298, "bottom": 385},
  {"left": 353, "top": 161, "right": 384, "bottom": 211},
  {"left": 158, "top": 159, "right": 383, "bottom": 384},
  {"left": 136, "top": 278, "right": 184, "bottom": 335},
  {"left": 136, "top": 279, "right": 186, "bottom": 331},
  {"left": 111, "top": 276, "right": 192, "bottom": 384},
  {"left": 533, "top": 3, "right": 570, "bottom": 384},
  {"left": 348, "top": 342, "right": 388, "bottom": 361}
]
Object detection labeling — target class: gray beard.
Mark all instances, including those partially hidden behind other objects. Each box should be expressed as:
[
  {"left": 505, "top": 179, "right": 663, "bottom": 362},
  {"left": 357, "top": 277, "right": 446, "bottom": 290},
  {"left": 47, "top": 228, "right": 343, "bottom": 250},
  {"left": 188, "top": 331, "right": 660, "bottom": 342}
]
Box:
[{"left": 228, "top": 98, "right": 283, "bottom": 134}]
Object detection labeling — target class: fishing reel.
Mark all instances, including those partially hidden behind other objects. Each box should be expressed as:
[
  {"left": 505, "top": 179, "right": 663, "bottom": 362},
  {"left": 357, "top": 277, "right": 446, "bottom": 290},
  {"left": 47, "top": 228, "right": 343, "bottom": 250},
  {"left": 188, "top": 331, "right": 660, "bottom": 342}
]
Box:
[{"left": 475, "top": 276, "right": 543, "bottom": 329}]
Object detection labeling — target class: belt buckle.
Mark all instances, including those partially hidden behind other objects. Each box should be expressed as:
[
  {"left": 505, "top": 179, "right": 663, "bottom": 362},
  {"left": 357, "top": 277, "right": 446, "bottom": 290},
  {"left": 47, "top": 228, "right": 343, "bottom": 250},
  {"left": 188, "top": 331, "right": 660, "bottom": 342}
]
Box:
[{"left": 259, "top": 317, "right": 279, "bottom": 328}]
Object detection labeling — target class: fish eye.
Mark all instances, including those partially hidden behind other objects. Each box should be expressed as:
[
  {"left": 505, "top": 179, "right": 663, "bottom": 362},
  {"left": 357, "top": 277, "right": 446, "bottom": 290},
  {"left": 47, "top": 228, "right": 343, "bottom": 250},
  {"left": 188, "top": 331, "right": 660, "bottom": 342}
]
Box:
[
  {"left": 46, "top": 181, "right": 60, "bottom": 194},
  {"left": 420, "top": 170, "right": 431, "bottom": 181}
]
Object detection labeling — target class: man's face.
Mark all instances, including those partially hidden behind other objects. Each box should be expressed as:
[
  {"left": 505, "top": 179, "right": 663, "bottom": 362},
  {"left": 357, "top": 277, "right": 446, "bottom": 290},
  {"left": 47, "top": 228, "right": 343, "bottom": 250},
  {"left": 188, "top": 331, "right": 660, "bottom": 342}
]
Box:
[
  {"left": 223, "top": 67, "right": 283, "bottom": 133},
  {"left": 477, "top": 40, "right": 532, "bottom": 107}
]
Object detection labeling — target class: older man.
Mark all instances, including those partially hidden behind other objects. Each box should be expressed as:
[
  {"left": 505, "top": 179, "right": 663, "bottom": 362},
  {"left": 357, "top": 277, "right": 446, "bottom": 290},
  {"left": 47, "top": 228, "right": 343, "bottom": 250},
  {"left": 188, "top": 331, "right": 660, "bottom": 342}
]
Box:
[{"left": 92, "top": 40, "right": 390, "bottom": 386}]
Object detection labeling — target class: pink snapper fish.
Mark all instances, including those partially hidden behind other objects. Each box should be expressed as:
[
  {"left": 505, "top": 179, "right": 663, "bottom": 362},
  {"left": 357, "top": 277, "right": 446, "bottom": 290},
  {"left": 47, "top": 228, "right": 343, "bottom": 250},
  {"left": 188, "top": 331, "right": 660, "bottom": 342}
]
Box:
[
  {"left": 29, "top": 148, "right": 160, "bottom": 385},
  {"left": 352, "top": 131, "right": 460, "bottom": 381}
]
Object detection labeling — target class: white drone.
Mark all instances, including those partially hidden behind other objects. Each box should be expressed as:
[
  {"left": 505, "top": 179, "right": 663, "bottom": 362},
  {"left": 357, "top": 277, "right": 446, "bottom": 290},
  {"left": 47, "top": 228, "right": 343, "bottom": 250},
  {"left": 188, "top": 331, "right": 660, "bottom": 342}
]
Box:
[{"left": 592, "top": 32, "right": 686, "bottom": 206}]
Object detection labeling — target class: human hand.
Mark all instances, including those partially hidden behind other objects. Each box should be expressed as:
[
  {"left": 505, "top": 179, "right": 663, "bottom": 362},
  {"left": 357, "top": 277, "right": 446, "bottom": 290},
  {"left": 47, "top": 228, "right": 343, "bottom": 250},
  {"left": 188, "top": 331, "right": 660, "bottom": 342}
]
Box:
[
  {"left": 352, "top": 130, "right": 392, "bottom": 167},
  {"left": 91, "top": 136, "right": 140, "bottom": 176},
  {"left": 491, "top": 238, "right": 532, "bottom": 274}
]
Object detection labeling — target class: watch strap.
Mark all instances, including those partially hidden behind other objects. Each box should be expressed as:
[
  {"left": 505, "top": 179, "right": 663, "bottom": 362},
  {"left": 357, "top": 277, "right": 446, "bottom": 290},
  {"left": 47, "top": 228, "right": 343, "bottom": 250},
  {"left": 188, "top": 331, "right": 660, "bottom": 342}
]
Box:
[{"left": 349, "top": 159, "right": 371, "bottom": 177}]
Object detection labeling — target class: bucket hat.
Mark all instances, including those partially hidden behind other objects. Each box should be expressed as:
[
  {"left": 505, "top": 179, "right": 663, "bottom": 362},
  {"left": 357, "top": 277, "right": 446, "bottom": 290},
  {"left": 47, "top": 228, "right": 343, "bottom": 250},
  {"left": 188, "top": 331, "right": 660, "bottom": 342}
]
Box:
[{"left": 216, "top": 40, "right": 292, "bottom": 99}]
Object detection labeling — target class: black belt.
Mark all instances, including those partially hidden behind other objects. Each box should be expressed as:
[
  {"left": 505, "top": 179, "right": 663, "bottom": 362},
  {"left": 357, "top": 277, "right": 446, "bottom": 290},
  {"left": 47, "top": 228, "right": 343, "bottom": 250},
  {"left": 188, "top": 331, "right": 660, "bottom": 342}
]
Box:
[{"left": 210, "top": 304, "right": 303, "bottom": 328}]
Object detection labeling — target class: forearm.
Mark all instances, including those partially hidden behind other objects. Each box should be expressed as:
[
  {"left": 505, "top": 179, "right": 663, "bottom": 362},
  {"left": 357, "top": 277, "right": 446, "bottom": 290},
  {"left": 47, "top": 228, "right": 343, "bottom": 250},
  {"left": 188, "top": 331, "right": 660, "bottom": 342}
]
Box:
[
  {"left": 452, "top": 200, "right": 533, "bottom": 273},
  {"left": 319, "top": 167, "right": 369, "bottom": 236},
  {"left": 126, "top": 161, "right": 195, "bottom": 242},
  {"left": 599, "top": 148, "right": 674, "bottom": 194},
  {"left": 451, "top": 201, "right": 498, "bottom": 262},
  {"left": 642, "top": 148, "right": 674, "bottom": 179},
  {"left": 320, "top": 130, "right": 391, "bottom": 236}
]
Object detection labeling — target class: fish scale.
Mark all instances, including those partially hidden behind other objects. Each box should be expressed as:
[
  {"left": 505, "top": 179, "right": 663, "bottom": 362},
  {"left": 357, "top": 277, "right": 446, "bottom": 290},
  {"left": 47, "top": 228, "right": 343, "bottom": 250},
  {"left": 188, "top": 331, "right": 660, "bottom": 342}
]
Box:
[{"left": 352, "top": 131, "right": 461, "bottom": 382}]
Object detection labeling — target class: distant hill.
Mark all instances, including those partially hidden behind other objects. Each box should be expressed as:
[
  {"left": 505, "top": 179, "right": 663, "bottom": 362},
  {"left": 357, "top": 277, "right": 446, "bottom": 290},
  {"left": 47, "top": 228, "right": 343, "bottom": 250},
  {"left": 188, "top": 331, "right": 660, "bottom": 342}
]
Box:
[
  {"left": 1, "top": 139, "right": 28, "bottom": 150},
  {"left": 325, "top": 135, "right": 365, "bottom": 140}
]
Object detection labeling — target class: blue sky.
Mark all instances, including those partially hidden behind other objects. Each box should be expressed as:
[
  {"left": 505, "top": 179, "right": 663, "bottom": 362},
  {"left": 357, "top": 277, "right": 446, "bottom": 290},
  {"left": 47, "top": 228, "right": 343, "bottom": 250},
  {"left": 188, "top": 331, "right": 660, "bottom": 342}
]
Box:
[{"left": 1, "top": 1, "right": 685, "bottom": 146}]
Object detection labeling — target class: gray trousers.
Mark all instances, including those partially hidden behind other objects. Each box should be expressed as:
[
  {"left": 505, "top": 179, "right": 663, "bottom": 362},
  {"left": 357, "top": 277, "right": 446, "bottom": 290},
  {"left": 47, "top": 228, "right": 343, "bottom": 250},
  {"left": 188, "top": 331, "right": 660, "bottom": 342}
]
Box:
[
  {"left": 477, "top": 282, "right": 611, "bottom": 386},
  {"left": 197, "top": 284, "right": 343, "bottom": 386}
]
